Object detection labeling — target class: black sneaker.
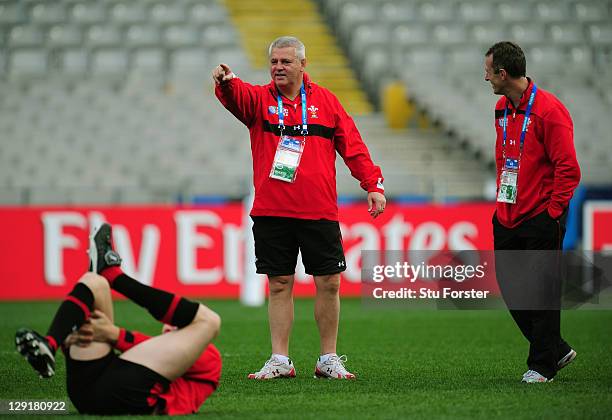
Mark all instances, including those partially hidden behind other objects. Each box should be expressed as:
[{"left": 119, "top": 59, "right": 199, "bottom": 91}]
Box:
[
  {"left": 15, "top": 328, "right": 56, "bottom": 379},
  {"left": 89, "top": 223, "right": 122, "bottom": 274}
]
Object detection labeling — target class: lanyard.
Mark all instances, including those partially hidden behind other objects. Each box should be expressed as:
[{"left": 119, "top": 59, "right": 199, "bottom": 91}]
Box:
[
  {"left": 502, "top": 83, "right": 537, "bottom": 153},
  {"left": 277, "top": 83, "right": 308, "bottom": 136}
]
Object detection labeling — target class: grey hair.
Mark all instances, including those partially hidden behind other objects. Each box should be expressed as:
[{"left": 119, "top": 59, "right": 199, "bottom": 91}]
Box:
[{"left": 268, "top": 36, "right": 306, "bottom": 60}]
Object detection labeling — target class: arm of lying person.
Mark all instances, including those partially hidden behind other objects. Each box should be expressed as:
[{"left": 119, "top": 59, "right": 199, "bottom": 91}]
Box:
[{"left": 65, "top": 310, "right": 153, "bottom": 353}]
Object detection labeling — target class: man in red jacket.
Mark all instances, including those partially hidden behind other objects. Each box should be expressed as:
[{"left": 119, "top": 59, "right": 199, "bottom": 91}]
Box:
[
  {"left": 213, "top": 36, "right": 386, "bottom": 379},
  {"left": 484, "top": 42, "right": 581, "bottom": 383}
]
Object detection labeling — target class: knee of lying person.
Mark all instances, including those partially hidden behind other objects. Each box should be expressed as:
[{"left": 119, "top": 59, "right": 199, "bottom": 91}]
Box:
[
  {"left": 78, "top": 272, "right": 110, "bottom": 294},
  {"left": 193, "top": 305, "right": 221, "bottom": 334}
]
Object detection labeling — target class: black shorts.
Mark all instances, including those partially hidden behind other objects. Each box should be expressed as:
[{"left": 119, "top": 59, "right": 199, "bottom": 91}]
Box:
[
  {"left": 252, "top": 216, "right": 346, "bottom": 276},
  {"left": 66, "top": 351, "right": 169, "bottom": 415}
]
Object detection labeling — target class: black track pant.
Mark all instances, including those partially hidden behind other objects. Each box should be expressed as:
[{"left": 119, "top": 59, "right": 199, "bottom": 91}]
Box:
[{"left": 493, "top": 210, "right": 571, "bottom": 379}]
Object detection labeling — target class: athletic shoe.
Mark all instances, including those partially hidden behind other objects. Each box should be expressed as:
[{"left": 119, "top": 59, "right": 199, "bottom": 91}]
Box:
[
  {"left": 247, "top": 356, "right": 296, "bottom": 380},
  {"left": 89, "top": 223, "right": 122, "bottom": 274},
  {"left": 521, "top": 369, "right": 552, "bottom": 383},
  {"left": 314, "top": 354, "right": 356, "bottom": 379},
  {"left": 15, "top": 328, "right": 55, "bottom": 379},
  {"left": 558, "top": 349, "right": 577, "bottom": 370}
]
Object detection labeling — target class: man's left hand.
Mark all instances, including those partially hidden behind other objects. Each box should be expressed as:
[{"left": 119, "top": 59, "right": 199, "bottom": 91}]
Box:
[{"left": 367, "top": 192, "right": 386, "bottom": 219}]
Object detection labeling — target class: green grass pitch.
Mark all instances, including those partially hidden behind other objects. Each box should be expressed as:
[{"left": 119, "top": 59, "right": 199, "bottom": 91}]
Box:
[{"left": 1, "top": 299, "right": 611, "bottom": 419}]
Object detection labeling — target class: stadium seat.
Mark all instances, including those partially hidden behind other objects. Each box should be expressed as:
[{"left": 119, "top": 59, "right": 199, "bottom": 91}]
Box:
[
  {"left": 509, "top": 24, "right": 548, "bottom": 47},
  {"left": 419, "top": 2, "right": 455, "bottom": 22},
  {"left": 86, "top": 25, "right": 123, "bottom": 47},
  {"left": 379, "top": 2, "right": 417, "bottom": 24},
  {"left": 393, "top": 24, "right": 429, "bottom": 49},
  {"left": 125, "top": 25, "right": 162, "bottom": 47},
  {"left": 548, "top": 24, "right": 586, "bottom": 46},
  {"left": 7, "top": 25, "right": 45, "bottom": 47},
  {"left": 573, "top": 2, "right": 609, "bottom": 22},
  {"left": 498, "top": 3, "right": 531, "bottom": 22},
  {"left": 110, "top": 2, "right": 148, "bottom": 24},
  {"left": 163, "top": 25, "right": 200, "bottom": 48},
  {"left": 131, "top": 48, "right": 166, "bottom": 74},
  {"left": 149, "top": 3, "right": 187, "bottom": 24},
  {"left": 566, "top": 45, "right": 593, "bottom": 75},
  {"left": 432, "top": 24, "right": 468, "bottom": 45},
  {"left": 29, "top": 3, "right": 67, "bottom": 24},
  {"left": 527, "top": 46, "right": 566, "bottom": 78},
  {"left": 0, "top": 3, "right": 26, "bottom": 24},
  {"left": 458, "top": 2, "right": 496, "bottom": 23},
  {"left": 535, "top": 2, "right": 570, "bottom": 23},
  {"left": 56, "top": 48, "right": 89, "bottom": 75},
  {"left": 189, "top": 2, "right": 228, "bottom": 24},
  {"left": 588, "top": 24, "right": 612, "bottom": 46},
  {"left": 201, "top": 25, "right": 239, "bottom": 49},
  {"left": 169, "top": 47, "right": 209, "bottom": 75},
  {"left": 470, "top": 24, "right": 508, "bottom": 48},
  {"left": 69, "top": 3, "right": 107, "bottom": 24},
  {"left": 47, "top": 25, "right": 83, "bottom": 47},
  {"left": 91, "top": 48, "right": 129, "bottom": 75},
  {"left": 8, "top": 48, "right": 48, "bottom": 77},
  {"left": 349, "top": 25, "right": 389, "bottom": 66},
  {"left": 338, "top": 2, "right": 378, "bottom": 42}
]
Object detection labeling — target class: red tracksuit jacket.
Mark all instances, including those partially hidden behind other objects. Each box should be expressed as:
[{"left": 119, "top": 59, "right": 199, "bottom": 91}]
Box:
[
  {"left": 215, "top": 73, "right": 384, "bottom": 221},
  {"left": 494, "top": 79, "right": 581, "bottom": 228}
]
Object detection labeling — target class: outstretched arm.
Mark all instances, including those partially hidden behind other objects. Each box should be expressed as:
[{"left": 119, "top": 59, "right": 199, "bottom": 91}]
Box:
[{"left": 213, "top": 63, "right": 260, "bottom": 127}]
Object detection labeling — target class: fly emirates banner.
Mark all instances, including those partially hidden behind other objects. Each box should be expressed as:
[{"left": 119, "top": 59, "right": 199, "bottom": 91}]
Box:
[{"left": 0, "top": 203, "right": 495, "bottom": 300}]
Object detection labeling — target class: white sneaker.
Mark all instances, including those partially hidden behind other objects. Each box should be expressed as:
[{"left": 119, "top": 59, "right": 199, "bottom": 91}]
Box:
[
  {"left": 558, "top": 349, "right": 577, "bottom": 370},
  {"left": 521, "top": 369, "right": 552, "bottom": 383},
  {"left": 314, "top": 354, "right": 356, "bottom": 379},
  {"left": 247, "top": 356, "right": 296, "bottom": 380}
]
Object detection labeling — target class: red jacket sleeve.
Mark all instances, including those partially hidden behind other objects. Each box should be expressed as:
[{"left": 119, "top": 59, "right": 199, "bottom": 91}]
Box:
[
  {"left": 115, "top": 328, "right": 152, "bottom": 353},
  {"left": 214, "top": 78, "right": 260, "bottom": 128},
  {"left": 542, "top": 106, "right": 581, "bottom": 219},
  {"left": 333, "top": 99, "right": 384, "bottom": 194}
]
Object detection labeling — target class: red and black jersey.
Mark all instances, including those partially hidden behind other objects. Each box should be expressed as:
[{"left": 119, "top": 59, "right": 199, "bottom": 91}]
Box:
[
  {"left": 493, "top": 79, "right": 581, "bottom": 228},
  {"left": 215, "top": 73, "right": 384, "bottom": 221}
]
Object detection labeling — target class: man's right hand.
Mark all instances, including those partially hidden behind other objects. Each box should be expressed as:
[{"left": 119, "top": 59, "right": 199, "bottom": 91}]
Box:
[{"left": 212, "top": 63, "right": 235, "bottom": 85}]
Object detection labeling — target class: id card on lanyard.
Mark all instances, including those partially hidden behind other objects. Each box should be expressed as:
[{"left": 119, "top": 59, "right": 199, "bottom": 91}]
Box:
[
  {"left": 497, "top": 84, "right": 537, "bottom": 204},
  {"left": 269, "top": 84, "right": 308, "bottom": 183}
]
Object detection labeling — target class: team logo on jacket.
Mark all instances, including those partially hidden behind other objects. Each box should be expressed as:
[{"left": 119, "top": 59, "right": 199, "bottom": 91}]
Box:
[
  {"left": 268, "top": 106, "right": 288, "bottom": 116},
  {"left": 497, "top": 118, "right": 507, "bottom": 128},
  {"left": 308, "top": 105, "right": 319, "bottom": 119}
]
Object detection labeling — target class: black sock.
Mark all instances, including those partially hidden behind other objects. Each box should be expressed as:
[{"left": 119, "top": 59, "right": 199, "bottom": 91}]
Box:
[
  {"left": 45, "top": 283, "right": 94, "bottom": 353},
  {"left": 111, "top": 273, "right": 199, "bottom": 328}
]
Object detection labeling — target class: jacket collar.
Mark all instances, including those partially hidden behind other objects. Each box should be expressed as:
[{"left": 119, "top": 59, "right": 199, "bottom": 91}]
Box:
[{"left": 505, "top": 77, "right": 533, "bottom": 111}]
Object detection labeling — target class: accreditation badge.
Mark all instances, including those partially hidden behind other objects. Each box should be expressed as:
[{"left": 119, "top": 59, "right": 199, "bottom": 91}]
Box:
[
  {"left": 497, "top": 170, "right": 518, "bottom": 204},
  {"left": 269, "top": 135, "right": 305, "bottom": 183}
]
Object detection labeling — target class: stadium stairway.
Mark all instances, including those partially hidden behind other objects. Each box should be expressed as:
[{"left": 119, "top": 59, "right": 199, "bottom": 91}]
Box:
[
  {"left": 222, "top": 0, "right": 372, "bottom": 115},
  {"left": 336, "top": 114, "right": 489, "bottom": 201}
]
